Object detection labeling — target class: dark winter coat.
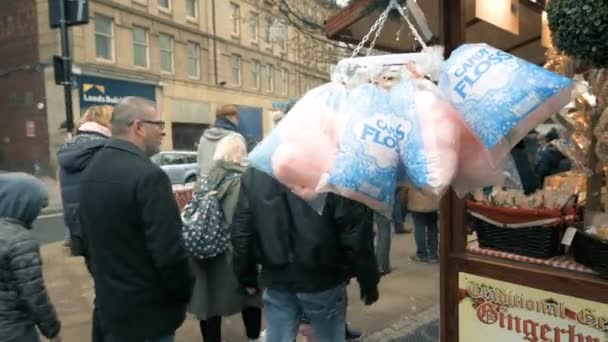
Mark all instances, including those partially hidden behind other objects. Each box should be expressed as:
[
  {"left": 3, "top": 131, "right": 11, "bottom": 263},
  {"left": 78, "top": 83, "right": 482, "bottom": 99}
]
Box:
[
  {"left": 231, "top": 167, "right": 379, "bottom": 294},
  {"left": 57, "top": 130, "right": 108, "bottom": 256},
  {"left": 0, "top": 173, "right": 61, "bottom": 342},
  {"left": 79, "top": 139, "right": 194, "bottom": 340},
  {"left": 535, "top": 145, "right": 572, "bottom": 186},
  {"left": 511, "top": 142, "right": 540, "bottom": 195},
  {"left": 188, "top": 161, "right": 262, "bottom": 320}
]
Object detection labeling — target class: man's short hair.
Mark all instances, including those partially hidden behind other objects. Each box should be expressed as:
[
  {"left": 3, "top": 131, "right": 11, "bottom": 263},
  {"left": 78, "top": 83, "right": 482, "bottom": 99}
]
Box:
[
  {"left": 216, "top": 104, "right": 238, "bottom": 118},
  {"left": 111, "top": 97, "right": 157, "bottom": 136}
]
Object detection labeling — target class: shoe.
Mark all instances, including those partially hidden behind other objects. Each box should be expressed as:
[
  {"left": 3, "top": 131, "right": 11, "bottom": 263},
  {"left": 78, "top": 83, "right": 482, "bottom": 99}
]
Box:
[
  {"left": 378, "top": 268, "right": 392, "bottom": 276},
  {"left": 427, "top": 257, "right": 439, "bottom": 264},
  {"left": 394, "top": 229, "right": 407, "bottom": 234},
  {"left": 248, "top": 330, "right": 266, "bottom": 342},
  {"left": 346, "top": 324, "right": 362, "bottom": 340},
  {"left": 409, "top": 256, "right": 428, "bottom": 263}
]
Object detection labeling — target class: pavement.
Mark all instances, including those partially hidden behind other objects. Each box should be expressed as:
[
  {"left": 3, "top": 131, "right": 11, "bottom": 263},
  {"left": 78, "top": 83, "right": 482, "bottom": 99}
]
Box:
[{"left": 40, "top": 225, "right": 441, "bottom": 341}]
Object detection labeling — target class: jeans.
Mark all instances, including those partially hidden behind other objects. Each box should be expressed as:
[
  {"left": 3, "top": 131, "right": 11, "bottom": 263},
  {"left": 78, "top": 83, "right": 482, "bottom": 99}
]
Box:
[
  {"left": 392, "top": 200, "right": 407, "bottom": 233},
  {"left": 263, "top": 284, "right": 347, "bottom": 342},
  {"left": 412, "top": 211, "right": 439, "bottom": 259},
  {"left": 105, "top": 333, "right": 175, "bottom": 342},
  {"left": 375, "top": 213, "right": 392, "bottom": 272}
]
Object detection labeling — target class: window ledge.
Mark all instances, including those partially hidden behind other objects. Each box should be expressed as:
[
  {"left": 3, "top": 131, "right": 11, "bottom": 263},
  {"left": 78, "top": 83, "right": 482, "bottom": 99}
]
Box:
[
  {"left": 158, "top": 6, "right": 172, "bottom": 15},
  {"left": 186, "top": 16, "right": 198, "bottom": 24}
]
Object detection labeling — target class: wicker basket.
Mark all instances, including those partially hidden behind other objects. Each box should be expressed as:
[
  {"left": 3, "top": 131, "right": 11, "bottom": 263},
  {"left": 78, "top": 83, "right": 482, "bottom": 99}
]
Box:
[
  {"left": 572, "top": 231, "right": 608, "bottom": 279},
  {"left": 467, "top": 201, "right": 576, "bottom": 259}
]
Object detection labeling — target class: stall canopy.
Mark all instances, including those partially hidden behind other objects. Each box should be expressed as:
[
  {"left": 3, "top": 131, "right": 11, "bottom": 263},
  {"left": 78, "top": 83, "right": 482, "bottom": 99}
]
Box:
[{"left": 326, "top": 0, "right": 547, "bottom": 64}]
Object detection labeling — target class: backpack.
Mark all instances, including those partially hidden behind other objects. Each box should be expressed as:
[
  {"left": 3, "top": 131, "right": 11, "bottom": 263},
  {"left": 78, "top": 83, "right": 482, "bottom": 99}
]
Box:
[{"left": 181, "top": 174, "right": 238, "bottom": 259}]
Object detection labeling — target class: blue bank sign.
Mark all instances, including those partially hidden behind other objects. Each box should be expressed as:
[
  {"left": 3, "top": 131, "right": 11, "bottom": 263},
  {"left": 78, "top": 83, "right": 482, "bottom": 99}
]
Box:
[{"left": 77, "top": 75, "right": 156, "bottom": 109}]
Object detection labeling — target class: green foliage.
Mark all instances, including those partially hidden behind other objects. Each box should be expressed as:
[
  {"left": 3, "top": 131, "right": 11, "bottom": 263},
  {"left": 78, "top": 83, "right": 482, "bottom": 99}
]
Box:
[{"left": 546, "top": 0, "right": 608, "bottom": 67}]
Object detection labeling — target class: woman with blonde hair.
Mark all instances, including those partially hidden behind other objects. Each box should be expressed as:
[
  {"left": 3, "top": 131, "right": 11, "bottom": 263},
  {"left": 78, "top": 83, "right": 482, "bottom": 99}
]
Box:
[
  {"left": 188, "top": 134, "right": 263, "bottom": 342},
  {"left": 57, "top": 104, "right": 114, "bottom": 342}
]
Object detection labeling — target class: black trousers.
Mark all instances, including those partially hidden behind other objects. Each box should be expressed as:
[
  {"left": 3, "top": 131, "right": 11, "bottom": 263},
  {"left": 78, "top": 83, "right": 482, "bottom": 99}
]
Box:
[
  {"left": 92, "top": 304, "right": 104, "bottom": 342},
  {"left": 199, "top": 307, "right": 262, "bottom": 342}
]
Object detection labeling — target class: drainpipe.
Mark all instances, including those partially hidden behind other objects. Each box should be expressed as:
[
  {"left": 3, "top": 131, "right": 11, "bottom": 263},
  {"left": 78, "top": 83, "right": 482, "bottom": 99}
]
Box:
[{"left": 211, "top": 0, "right": 219, "bottom": 85}]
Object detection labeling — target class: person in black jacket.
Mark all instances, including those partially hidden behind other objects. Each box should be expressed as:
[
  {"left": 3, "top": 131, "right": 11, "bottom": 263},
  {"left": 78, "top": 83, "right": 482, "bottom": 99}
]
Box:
[
  {"left": 58, "top": 105, "right": 113, "bottom": 258},
  {"left": 231, "top": 167, "right": 380, "bottom": 342},
  {"left": 79, "top": 97, "right": 193, "bottom": 342}
]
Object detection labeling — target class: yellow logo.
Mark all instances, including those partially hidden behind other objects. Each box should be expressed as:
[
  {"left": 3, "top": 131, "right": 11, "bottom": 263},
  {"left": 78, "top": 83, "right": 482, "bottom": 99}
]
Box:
[{"left": 83, "top": 83, "right": 105, "bottom": 94}]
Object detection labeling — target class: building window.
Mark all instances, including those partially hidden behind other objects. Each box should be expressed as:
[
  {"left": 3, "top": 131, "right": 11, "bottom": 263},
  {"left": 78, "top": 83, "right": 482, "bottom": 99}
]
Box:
[
  {"left": 94, "top": 15, "right": 114, "bottom": 61},
  {"left": 251, "top": 60, "right": 260, "bottom": 89},
  {"left": 24, "top": 91, "right": 34, "bottom": 105},
  {"left": 280, "top": 68, "right": 288, "bottom": 95},
  {"left": 8, "top": 92, "right": 17, "bottom": 105},
  {"left": 264, "top": 18, "right": 272, "bottom": 43},
  {"left": 266, "top": 64, "right": 274, "bottom": 92},
  {"left": 159, "top": 34, "right": 173, "bottom": 73},
  {"left": 230, "top": 3, "right": 240, "bottom": 35},
  {"left": 158, "top": 0, "right": 171, "bottom": 10},
  {"left": 133, "top": 27, "right": 149, "bottom": 68},
  {"left": 249, "top": 12, "right": 259, "bottom": 43},
  {"left": 231, "top": 54, "right": 241, "bottom": 86},
  {"left": 187, "top": 42, "right": 200, "bottom": 78},
  {"left": 186, "top": 0, "right": 197, "bottom": 19}
]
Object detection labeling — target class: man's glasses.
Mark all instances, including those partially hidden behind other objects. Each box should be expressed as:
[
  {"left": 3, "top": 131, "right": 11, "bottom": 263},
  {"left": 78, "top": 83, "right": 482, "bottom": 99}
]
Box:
[{"left": 129, "top": 120, "right": 165, "bottom": 130}]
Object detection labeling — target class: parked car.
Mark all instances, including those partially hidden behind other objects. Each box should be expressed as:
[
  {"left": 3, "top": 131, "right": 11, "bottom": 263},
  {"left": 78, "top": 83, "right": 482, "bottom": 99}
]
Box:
[{"left": 151, "top": 151, "right": 199, "bottom": 184}]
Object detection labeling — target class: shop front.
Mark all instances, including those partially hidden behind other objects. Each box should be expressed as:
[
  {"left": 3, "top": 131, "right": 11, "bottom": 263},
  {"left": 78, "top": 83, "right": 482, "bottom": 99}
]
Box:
[{"left": 76, "top": 74, "right": 157, "bottom": 110}]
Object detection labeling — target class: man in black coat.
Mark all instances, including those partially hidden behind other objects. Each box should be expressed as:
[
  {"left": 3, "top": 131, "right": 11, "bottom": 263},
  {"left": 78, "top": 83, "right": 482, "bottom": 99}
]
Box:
[
  {"left": 79, "top": 97, "right": 193, "bottom": 342},
  {"left": 231, "top": 167, "right": 380, "bottom": 342}
]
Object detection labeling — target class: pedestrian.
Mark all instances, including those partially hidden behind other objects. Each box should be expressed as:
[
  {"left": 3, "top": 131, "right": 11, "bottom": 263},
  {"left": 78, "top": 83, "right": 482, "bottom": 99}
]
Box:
[
  {"left": 198, "top": 104, "right": 246, "bottom": 177},
  {"left": 57, "top": 104, "right": 113, "bottom": 341},
  {"left": 393, "top": 186, "right": 411, "bottom": 234},
  {"left": 535, "top": 129, "right": 571, "bottom": 187},
  {"left": 375, "top": 212, "right": 393, "bottom": 275},
  {"left": 58, "top": 105, "right": 114, "bottom": 257},
  {"left": 188, "top": 134, "right": 264, "bottom": 342},
  {"left": 407, "top": 187, "right": 439, "bottom": 264},
  {"left": 231, "top": 168, "right": 380, "bottom": 342},
  {"left": 0, "top": 173, "right": 62, "bottom": 342},
  {"left": 272, "top": 100, "right": 364, "bottom": 341},
  {"left": 511, "top": 140, "right": 540, "bottom": 195},
  {"left": 79, "top": 97, "right": 194, "bottom": 342}
]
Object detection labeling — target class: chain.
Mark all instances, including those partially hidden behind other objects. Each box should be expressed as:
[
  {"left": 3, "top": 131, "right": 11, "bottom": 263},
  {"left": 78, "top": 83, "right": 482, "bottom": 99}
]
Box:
[
  {"left": 367, "top": 7, "right": 392, "bottom": 56},
  {"left": 350, "top": 0, "right": 428, "bottom": 59},
  {"left": 396, "top": 3, "right": 428, "bottom": 50},
  {"left": 350, "top": 5, "right": 392, "bottom": 58}
]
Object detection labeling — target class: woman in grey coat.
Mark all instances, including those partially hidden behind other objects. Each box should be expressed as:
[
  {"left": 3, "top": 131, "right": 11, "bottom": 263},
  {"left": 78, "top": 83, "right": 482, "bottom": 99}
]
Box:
[
  {"left": 188, "top": 134, "right": 263, "bottom": 342},
  {"left": 0, "top": 173, "right": 62, "bottom": 342}
]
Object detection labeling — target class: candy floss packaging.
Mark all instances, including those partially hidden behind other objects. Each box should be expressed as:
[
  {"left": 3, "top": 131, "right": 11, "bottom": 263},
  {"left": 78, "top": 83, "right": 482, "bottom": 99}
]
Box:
[
  {"left": 248, "top": 82, "right": 346, "bottom": 201},
  {"left": 320, "top": 84, "right": 411, "bottom": 215},
  {"left": 389, "top": 79, "right": 461, "bottom": 196},
  {"left": 439, "top": 44, "right": 574, "bottom": 164}
]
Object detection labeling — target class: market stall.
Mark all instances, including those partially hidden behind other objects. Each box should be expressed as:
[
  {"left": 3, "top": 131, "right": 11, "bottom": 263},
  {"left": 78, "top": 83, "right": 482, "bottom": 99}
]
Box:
[{"left": 325, "top": 1, "right": 608, "bottom": 341}]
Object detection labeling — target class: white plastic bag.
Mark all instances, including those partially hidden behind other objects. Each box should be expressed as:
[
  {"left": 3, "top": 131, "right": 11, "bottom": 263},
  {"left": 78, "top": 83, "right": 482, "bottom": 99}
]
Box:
[
  {"left": 248, "top": 82, "right": 346, "bottom": 200},
  {"left": 320, "top": 84, "right": 410, "bottom": 215},
  {"left": 439, "top": 44, "right": 574, "bottom": 165},
  {"left": 389, "top": 79, "right": 461, "bottom": 196}
]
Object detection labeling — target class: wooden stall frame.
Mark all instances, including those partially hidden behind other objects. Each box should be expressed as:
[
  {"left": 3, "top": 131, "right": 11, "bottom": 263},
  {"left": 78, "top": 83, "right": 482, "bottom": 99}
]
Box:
[{"left": 438, "top": 2, "right": 608, "bottom": 341}]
